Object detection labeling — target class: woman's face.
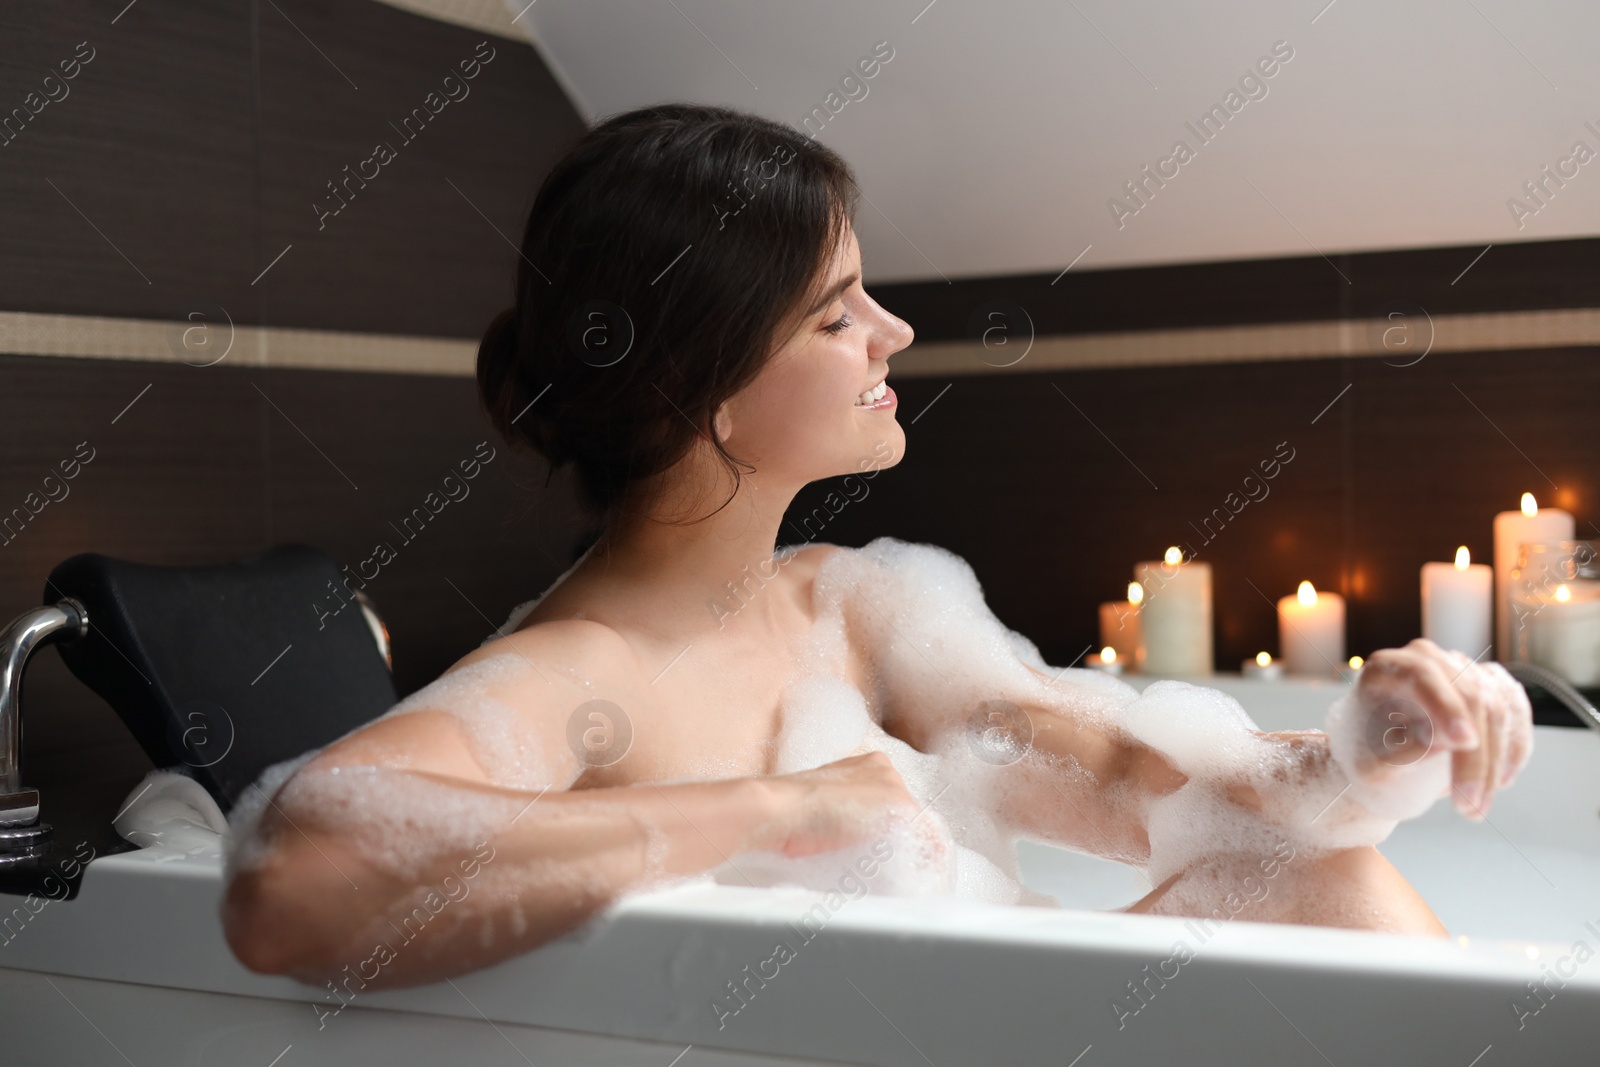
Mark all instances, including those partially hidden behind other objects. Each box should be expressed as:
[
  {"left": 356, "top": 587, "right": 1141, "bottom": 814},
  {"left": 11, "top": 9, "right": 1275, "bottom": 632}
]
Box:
[{"left": 719, "top": 224, "right": 913, "bottom": 488}]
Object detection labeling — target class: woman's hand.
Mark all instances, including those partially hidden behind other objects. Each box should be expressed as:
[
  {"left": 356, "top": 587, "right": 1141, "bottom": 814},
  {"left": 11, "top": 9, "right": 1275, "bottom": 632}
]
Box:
[
  {"left": 1350, "top": 638, "right": 1533, "bottom": 819},
  {"left": 758, "top": 751, "right": 931, "bottom": 857}
]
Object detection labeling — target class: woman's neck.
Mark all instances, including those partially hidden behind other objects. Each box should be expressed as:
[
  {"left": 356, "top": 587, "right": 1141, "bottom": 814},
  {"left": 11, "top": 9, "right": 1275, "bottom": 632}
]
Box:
[{"left": 577, "top": 474, "right": 808, "bottom": 636}]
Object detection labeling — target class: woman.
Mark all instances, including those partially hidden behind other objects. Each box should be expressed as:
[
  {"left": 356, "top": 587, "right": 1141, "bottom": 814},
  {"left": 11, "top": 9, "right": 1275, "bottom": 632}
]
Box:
[{"left": 221, "top": 104, "right": 1532, "bottom": 990}]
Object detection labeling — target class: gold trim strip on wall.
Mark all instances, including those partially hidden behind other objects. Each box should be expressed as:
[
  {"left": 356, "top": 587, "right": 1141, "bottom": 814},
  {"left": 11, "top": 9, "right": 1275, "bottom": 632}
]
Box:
[
  {"left": 891, "top": 306, "right": 1600, "bottom": 377},
  {"left": 2, "top": 305, "right": 1596, "bottom": 379},
  {"left": 0, "top": 311, "right": 477, "bottom": 377}
]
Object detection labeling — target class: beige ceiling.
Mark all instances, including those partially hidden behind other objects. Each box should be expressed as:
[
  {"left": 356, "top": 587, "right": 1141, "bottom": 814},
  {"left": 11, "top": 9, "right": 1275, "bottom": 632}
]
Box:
[
  {"left": 377, "top": 0, "right": 1600, "bottom": 285},
  {"left": 373, "top": 0, "right": 525, "bottom": 39}
]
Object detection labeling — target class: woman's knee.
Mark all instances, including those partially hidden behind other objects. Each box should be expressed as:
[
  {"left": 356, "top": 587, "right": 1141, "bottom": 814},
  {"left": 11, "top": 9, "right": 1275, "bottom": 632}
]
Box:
[{"left": 1125, "top": 846, "right": 1447, "bottom": 938}]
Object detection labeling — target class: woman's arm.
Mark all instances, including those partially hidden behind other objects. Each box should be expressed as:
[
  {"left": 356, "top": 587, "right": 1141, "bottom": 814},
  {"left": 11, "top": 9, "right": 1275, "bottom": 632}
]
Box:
[
  {"left": 222, "top": 625, "right": 919, "bottom": 991},
  {"left": 880, "top": 668, "right": 1185, "bottom": 865},
  {"left": 884, "top": 639, "right": 1531, "bottom": 869}
]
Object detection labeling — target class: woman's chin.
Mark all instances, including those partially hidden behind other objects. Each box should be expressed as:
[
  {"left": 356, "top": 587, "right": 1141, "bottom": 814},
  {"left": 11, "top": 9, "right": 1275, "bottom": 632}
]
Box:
[{"left": 848, "top": 427, "right": 904, "bottom": 476}]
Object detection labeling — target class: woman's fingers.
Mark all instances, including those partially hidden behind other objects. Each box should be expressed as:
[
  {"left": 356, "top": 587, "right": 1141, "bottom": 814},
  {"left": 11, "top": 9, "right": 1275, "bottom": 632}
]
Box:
[
  {"left": 1473, "top": 671, "right": 1501, "bottom": 818},
  {"left": 1419, "top": 647, "right": 1535, "bottom": 819},
  {"left": 1354, "top": 640, "right": 1534, "bottom": 822},
  {"left": 1367, "top": 641, "right": 1492, "bottom": 819},
  {"left": 1488, "top": 663, "right": 1534, "bottom": 789},
  {"left": 1441, "top": 654, "right": 1491, "bottom": 818}
]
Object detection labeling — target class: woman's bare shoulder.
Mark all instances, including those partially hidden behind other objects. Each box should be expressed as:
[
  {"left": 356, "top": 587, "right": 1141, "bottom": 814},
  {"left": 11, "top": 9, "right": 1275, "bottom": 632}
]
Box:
[
  {"left": 310, "top": 617, "right": 648, "bottom": 785},
  {"left": 453, "top": 617, "right": 657, "bottom": 723}
]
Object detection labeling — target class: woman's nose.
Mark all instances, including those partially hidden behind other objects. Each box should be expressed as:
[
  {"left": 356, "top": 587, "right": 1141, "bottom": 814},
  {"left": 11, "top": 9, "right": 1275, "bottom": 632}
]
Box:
[{"left": 871, "top": 306, "right": 914, "bottom": 359}]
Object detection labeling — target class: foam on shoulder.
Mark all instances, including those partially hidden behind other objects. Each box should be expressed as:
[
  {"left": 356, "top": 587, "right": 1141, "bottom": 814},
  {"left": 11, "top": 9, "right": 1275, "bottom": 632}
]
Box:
[
  {"left": 756, "top": 537, "right": 1070, "bottom": 903},
  {"left": 379, "top": 653, "right": 562, "bottom": 792}
]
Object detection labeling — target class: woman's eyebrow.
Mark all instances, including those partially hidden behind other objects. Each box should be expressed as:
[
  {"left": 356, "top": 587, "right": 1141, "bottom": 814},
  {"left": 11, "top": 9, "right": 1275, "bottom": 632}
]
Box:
[{"left": 806, "top": 271, "right": 860, "bottom": 316}]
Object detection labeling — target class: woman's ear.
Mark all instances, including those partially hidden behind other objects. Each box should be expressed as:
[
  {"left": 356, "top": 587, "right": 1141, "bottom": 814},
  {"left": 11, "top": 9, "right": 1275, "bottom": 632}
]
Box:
[{"left": 712, "top": 403, "right": 733, "bottom": 441}]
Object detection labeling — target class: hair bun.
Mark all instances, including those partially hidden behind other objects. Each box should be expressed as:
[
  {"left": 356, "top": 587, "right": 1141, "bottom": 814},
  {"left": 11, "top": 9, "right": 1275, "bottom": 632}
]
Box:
[
  {"left": 477, "top": 307, "right": 538, "bottom": 453},
  {"left": 479, "top": 307, "right": 518, "bottom": 363}
]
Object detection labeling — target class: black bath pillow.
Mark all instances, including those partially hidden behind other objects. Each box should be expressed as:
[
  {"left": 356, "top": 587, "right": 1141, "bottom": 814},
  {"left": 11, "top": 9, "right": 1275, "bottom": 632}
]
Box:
[{"left": 46, "top": 546, "right": 397, "bottom": 814}]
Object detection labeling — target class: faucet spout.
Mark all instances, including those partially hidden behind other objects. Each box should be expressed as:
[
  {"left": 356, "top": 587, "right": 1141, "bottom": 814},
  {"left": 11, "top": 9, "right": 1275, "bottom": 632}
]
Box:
[{"left": 0, "top": 600, "right": 88, "bottom": 837}]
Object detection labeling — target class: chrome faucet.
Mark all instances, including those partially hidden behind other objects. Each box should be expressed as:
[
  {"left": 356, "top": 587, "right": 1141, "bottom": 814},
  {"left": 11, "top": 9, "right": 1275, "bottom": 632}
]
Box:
[
  {"left": 1504, "top": 661, "right": 1600, "bottom": 732},
  {"left": 0, "top": 599, "right": 88, "bottom": 860}
]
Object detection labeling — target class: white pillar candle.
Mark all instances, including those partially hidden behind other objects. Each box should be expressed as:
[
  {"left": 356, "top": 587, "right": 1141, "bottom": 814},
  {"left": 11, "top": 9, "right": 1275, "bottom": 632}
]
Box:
[
  {"left": 1134, "top": 548, "right": 1212, "bottom": 676},
  {"left": 1420, "top": 546, "right": 1493, "bottom": 658},
  {"left": 1278, "top": 580, "right": 1345, "bottom": 677},
  {"left": 1525, "top": 581, "right": 1600, "bottom": 686},
  {"left": 1494, "top": 493, "right": 1574, "bottom": 662},
  {"left": 1097, "top": 582, "right": 1143, "bottom": 665}
]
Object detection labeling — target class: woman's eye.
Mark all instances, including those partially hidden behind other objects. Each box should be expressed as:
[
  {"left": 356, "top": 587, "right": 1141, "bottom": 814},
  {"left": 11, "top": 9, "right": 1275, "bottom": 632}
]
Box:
[{"left": 822, "top": 312, "right": 852, "bottom": 335}]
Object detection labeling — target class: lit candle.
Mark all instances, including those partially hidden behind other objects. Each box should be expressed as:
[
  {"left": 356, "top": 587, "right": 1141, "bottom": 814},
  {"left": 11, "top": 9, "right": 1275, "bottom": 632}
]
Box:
[
  {"left": 1340, "top": 654, "right": 1365, "bottom": 683},
  {"left": 1241, "top": 650, "right": 1283, "bottom": 679},
  {"left": 1524, "top": 581, "right": 1600, "bottom": 686},
  {"left": 1493, "top": 493, "right": 1573, "bottom": 661},
  {"left": 1134, "top": 547, "right": 1212, "bottom": 676},
  {"left": 1085, "top": 646, "right": 1124, "bottom": 675},
  {"left": 1277, "top": 580, "right": 1345, "bottom": 677},
  {"left": 1097, "top": 582, "right": 1143, "bottom": 666},
  {"left": 1420, "top": 545, "right": 1493, "bottom": 658}
]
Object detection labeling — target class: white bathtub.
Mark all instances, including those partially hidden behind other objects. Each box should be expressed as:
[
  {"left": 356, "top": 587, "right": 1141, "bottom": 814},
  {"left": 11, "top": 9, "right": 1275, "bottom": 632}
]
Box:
[{"left": 3, "top": 677, "right": 1598, "bottom": 1065}]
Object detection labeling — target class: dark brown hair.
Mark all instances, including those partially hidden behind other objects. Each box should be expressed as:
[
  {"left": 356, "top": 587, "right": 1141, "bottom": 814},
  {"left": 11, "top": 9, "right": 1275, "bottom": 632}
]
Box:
[{"left": 477, "top": 104, "right": 859, "bottom": 524}]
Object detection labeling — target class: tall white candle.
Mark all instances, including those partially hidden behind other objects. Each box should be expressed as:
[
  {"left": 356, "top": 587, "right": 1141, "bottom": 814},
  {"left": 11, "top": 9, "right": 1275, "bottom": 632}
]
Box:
[
  {"left": 1525, "top": 581, "right": 1600, "bottom": 686},
  {"left": 1097, "top": 582, "right": 1143, "bottom": 665},
  {"left": 1134, "top": 547, "right": 1212, "bottom": 676},
  {"left": 1494, "top": 493, "right": 1574, "bottom": 662},
  {"left": 1278, "top": 580, "right": 1345, "bottom": 677},
  {"left": 1421, "top": 545, "right": 1493, "bottom": 658}
]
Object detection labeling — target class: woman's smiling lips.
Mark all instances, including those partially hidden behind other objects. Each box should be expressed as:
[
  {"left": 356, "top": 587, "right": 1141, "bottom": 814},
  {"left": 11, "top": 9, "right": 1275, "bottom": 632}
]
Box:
[{"left": 854, "top": 380, "right": 895, "bottom": 409}]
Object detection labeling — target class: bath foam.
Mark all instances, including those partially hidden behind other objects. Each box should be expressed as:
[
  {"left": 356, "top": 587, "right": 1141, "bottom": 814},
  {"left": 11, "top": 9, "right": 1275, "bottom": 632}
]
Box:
[
  {"left": 1324, "top": 691, "right": 1448, "bottom": 821},
  {"left": 1112, "top": 680, "right": 1397, "bottom": 881},
  {"left": 772, "top": 675, "right": 873, "bottom": 772},
  {"left": 729, "top": 673, "right": 962, "bottom": 897},
  {"left": 224, "top": 749, "right": 319, "bottom": 880},
  {"left": 254, "top": 762, "right": 529, "bottom": 882},
  {"left": 743, "top": 539, "right": 1110, "bottom": 904},
  {"left": 809, "top": 538, "right": 1137, "bottom": 889}
]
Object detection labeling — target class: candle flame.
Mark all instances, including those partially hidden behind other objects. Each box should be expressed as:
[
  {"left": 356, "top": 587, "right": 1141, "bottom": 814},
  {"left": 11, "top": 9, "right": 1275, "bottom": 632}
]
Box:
[
  {"left": 1348, "top": 655, "right": 1364, "bottom": 669},
  {"left": 1255, "top": 651, "right": 1272, "bottom": 667},
  {"left": 1521, "top": 492, "right": 1538, "bottom": 517},
  {"left": 1556, "top": 584, "right": 1572, "bottom": 602},
  {"left": 1101, "top": 646, "right": 1117, "bottom": 664},
  {"left": 1127, "top": 581, "right": 1144, "bottom": 605},
  {"left": 1454, "top": 545, "right": 1471, "bottom": 570},
  {"left": 1164, "top": 546, "right": 1183, "bottom": 566},
  {"left": 1297, "top": 580, "right": 1317, "bottom": 606}
]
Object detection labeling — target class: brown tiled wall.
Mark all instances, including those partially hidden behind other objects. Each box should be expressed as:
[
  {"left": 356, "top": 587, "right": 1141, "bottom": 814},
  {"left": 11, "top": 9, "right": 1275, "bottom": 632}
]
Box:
[
  {"left": 0, "top": 1, "right": 589, "bottom": 801},
  {"left": 791, "top": 346, "right": 1599, "bottom": 673}
]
